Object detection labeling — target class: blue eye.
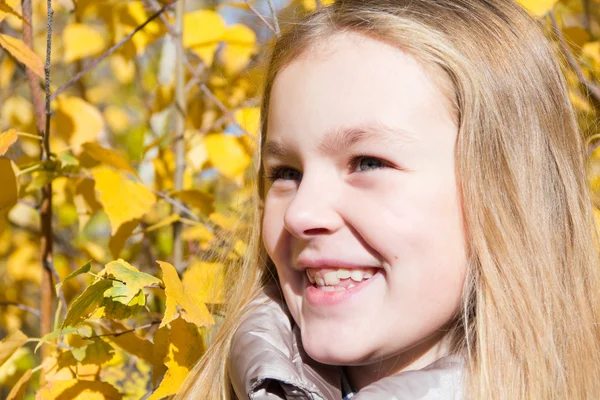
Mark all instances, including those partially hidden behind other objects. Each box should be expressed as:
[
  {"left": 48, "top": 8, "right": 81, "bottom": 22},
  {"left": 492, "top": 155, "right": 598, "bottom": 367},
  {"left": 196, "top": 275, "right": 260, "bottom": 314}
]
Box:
[
  {"left": 264, "top": 167, "right": 302, "bottom": 182},
  {"left": 354, "top": 156, "right": 385, "bottom": 172}
]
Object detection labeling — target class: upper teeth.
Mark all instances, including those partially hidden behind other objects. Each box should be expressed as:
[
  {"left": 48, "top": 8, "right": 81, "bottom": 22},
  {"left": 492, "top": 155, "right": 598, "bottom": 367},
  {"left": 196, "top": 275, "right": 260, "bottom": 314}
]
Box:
[{"left": 306, "top": 268, "right": 376, "bottom": 286}]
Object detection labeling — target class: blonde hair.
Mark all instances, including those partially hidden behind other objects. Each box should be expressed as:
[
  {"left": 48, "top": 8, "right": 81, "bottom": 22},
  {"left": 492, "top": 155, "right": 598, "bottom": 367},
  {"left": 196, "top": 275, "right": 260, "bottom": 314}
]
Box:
[{"left": 175, "top": 1, "right": 600, "bottom": 398}]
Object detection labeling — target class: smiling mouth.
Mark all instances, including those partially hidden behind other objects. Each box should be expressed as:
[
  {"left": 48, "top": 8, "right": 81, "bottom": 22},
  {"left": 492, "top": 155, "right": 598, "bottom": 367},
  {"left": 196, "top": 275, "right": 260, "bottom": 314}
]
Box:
[{"left": 306, "top": 267, "right": 379, "bottom": 291}]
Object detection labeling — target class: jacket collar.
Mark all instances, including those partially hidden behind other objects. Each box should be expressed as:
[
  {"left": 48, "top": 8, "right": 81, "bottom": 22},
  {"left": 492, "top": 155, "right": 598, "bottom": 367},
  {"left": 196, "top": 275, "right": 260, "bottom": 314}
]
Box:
[{"left": 229, "top": 283, "right": 464, "bottom": 400}]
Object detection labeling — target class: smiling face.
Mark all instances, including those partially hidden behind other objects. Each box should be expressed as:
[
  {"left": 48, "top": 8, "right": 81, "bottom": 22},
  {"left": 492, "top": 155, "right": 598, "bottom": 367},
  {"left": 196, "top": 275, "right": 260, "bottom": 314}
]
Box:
[{"left": 261, "top": 31, "right": 468, "bottom": 389}]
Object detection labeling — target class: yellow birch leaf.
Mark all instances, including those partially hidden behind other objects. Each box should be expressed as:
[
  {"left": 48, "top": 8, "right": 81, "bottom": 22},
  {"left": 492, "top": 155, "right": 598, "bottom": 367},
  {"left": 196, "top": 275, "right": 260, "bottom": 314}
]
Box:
[
  {"left": 204, "top": 133, "right": 251, "bottom": 179},
  {"left": 62, "top": 279, "right": 114, "bottom": 327},
  {"left": 0, "top": 34, "right": 43, "bottom": 78},
  {"left": 143, "top": 213, "right": 179, "bottom": 233},
  {"left": 182, "top": 261, "right": 226, "bottom": 304},
  {"left": 7, "top": 368, "right": 32, "bottom": 400},
  {"left": 583, "top": 41, "right": 600, "bottom": 64},
  {"left": 222, "top": 24, "right": 257, "bottom": 76},
  {"left": 171, "top": 189, "right": 214, "bottom": 215},
  {"left": 114, "top": 2, "right": 163, "bottom": 56},
  {"left": 92, "top": 167, "right": 156, "bottom": 234},
  {"left": 152, "top": 84, "right": 174, "bottom": 113},
  {"left": 1, "top": 96, "right": 33, "bottom": 129},
  {"left": 82, "top": 142, "right": 138, "bottom": 177},
  {"left": 516, "top": 0, "right": 557, "bottom": 16},
  {"left": 234, "top": 107, "right": 260, "bottom": 137},
  {"left": 147, "top": 318, "right": 205, "bottom": 400},
  {"left": 157, "top": 261, "right": 215, "bottom": 328},
  {"left": 181, "top": 223, "right": 214, "bottom": 243},
  {"left": 54, "top": 97, "right": 105, "bottom": 153},
  {"left": 35, "top": 379, "right": 122, "bottom": 400},
  {"left": 103, "top": 106, "right": 130, "bottom": 133},
  {"left": 302, "top": 0, "right": 335, "bottom": 11},
  {"left": 184, "top": 10, "right": 225, "bottom": 67},
  {"left": 98, "top": 259, "right": 162, "bottom": 304},
  {"left": 108, "top": 219, "right": 139, "bottom": 259},
  {"left": 100, "top": 321, "right": 154, "bottom": 363},
  {"left": 0, "top": 129, "right": 18, "bottom": 155},
  {"left": 0, "top": 52, "right": 16, "bottom": 88},
  {"left": 63, "top": 23, "right": 106, "bottom": 62},
  {"left": 0, "top": 158, "right": 17, "bottom": 214},
  {"left": 186, "top": 134, "right": 208, "bottom": 171},
  {"left": 209, "top": 211, "right": 238, "bottom": 231},
  {"left": 109, "top": 54, "right": 135, "bottom": 84},
  {"left": 0, "top": 0, "right": 21, "bottom": 22},
  {"left": 0, "top": 330, "right": 27, "bottom": 367}
]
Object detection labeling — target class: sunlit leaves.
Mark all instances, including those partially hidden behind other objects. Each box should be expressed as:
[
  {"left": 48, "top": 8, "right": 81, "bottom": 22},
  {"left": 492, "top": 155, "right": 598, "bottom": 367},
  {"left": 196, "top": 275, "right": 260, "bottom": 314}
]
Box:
[
  {"left": 62, "top": 279, "right": 114, "bottom": 327},
  {"left": 0, "top": 330, "right": 28, "bottom": 367},
  {"left": 157, "top": 261, "right": 214, "bottom": 328},
  {"left": 54, "top": 97, "right": 105, "bottom": 153},
  {"left": 0, "top": 129, "right": 18, "bottom": 156},
  {"left": 222, "top": 24, "right": 257, "bottom": 76},
  {"left": 63, "top": 23, "right": 106, "bottom": 62},
  {"left": 516, "top": 0, "right": 558, "bottom": 16},
  {"left": 183, "top": 10, "right": 226, "bottom": 67},
  {"left": 36, "top": 379, "right": 122, "bottom": 400},
  {"left": 82, "top": 142, "right": 138, "bottom": 177},
  {"left": 182, "top": 261, "right": 226, "bottom": 304},
  {"left": 0, "top": 158, "right": 18, "bottom": 214},
  {"left": 91, "top": 167, "right": 156, "bottom": 234},
  {"left": 204, "top": 133, "right": 251, "bottom": 179},
  {"left": 0, "top": 34, "right": 44, "bottom": 78}
]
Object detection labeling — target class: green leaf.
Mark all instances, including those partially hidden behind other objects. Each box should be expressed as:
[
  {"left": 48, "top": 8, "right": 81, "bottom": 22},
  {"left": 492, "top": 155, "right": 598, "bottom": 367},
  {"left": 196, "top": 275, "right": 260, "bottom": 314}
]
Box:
[
  {"left": 98, "top": 259, "right": 162, "bottom": 305},
  {"left": 55, "top": 260, "right": 92, "bottom": 294},
  {"left": 62, "top": 279, "right": 114, "bottom": 328},
  {"left": 34, "top": 325, "right": 93, "bottom": 353}
]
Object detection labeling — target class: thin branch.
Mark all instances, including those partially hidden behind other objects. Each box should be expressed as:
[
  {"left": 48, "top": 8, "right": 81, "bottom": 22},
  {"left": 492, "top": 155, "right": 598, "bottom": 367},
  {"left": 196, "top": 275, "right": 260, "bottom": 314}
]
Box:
[
  {"left": 90, "top": 321, "right": 161, "bottom": 339},
  {"left": 0, "top": 301, "right": 41, "bottom": 317},
  {"left": 245, "top": 0, "right": 277, "bottom": 36},
  {"left": 50, "top": 0, "right": 180, "bottom": 102},
  {"left": 151, "top": 188, "right": 201, "bottom": 222},
  {"left": 550, "top": 11, "right": 600, "bottom": 107},
  {"left": 266, "top": 0, "right": 280, "bottom": 36}
]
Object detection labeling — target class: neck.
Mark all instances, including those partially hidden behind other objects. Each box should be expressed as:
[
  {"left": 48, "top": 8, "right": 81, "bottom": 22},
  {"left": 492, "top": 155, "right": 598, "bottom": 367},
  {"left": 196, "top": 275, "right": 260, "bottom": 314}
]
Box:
[{"left": 343, "top": 330, "right": 453, "bottom": 392}]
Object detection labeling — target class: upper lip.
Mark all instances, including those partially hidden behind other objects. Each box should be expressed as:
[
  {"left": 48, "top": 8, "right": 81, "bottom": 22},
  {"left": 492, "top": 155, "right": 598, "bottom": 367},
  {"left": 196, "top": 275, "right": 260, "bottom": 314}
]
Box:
[{"left": 296, "top": 257, "right": 379, "bottom": 270}]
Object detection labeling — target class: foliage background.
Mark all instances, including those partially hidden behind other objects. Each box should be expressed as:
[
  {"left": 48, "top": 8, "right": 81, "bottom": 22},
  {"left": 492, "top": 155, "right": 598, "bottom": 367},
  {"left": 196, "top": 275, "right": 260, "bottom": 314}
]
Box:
[{"left": 0, "top": 0, "right": 598, "bottom": 398}]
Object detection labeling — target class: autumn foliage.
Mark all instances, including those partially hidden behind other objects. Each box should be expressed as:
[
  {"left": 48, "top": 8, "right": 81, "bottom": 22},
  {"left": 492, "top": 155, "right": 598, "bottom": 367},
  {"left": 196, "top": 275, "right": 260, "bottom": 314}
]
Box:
[{"left": 0, "top": 0, "right": 599, "bottom": 399}]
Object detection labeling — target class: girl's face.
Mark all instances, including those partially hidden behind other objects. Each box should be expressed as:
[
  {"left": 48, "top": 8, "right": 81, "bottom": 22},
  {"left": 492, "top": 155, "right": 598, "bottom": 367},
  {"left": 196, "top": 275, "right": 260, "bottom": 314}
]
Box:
[{"left": 261, "top": 31, "right": 468, "bottom": 388}]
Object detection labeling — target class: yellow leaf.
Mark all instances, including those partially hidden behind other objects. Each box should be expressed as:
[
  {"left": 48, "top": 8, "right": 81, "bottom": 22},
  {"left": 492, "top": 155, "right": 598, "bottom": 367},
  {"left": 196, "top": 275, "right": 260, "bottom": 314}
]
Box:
[
  {"left": 100, "top": 321, "right": 154, "bottom": 363},
  {"left": 63, "top": 279, "right": 114, "bottom": 327},
  {"left": 0, "top": 330, "right": 27, "bottom": 367},
  {"left": 234, "top": 107, "right": 260, "bottom": 137},
  {"left": 109, "top": 54, "right": 135, "bottom": 84},
  {"left": 0, "top": 158, "right": 17, "bottom": 214},
  {"left": 516, "top": 0, "right": 557, "bottom": 16},
  {"left": 63, "top": 23, "right": 105, "bottom": 63},
  {"left": 0, "top": 34, "right": 43, "bottom": 78},
  {"left": 35, "top": 379, "right": 122, "bottom": 400},
  {"left": 0, "top": 0, "right": 21, "bottom": 22},
  {"left": 98, "top": 259, "right": 162, "bottom": 304},
  {"left": 143, "top": 213, "right": 179, "bottom": 233},
  {"left": 182, "top": 261, "right": 226, "bottom": 304},
  {"left": 114, "top": 2, "right": 164, "bottom": 56},
  {"left": 181, "top": 223, "right": 214, "bottom": 244},
  {"left": 147, "top": 318, "right": 205, "bottom": 400},
  {"left": 157, "top": 261, "right": 215, "bottom": 328},
  {"left": 184, "top": 10, "right": 225, "bottom": 67},
  {"left": 222, "top": 24, "right": 257, "bottom": 76},
  {"left": 186, "top": 134, "right": 208, "bottom": 171},
  {"left": 0, "top": 56, "right": 16, "bottom": 89},
  {"left": 1, "top": 96, "right": 33, "bottom": 130},
  {"left": 301, "top": 0, "right": 335, "bottom": 11},
  {"left": 7, "top": 368, "right": 32, "bottom": 400},
  {"left": 54, "top": 97, "right": 105, "bottom": 153},
  {"left": 103, "top": 106, "right": 130, "bottom": 133},
  {"left": 152, "top": 84, "right": 174, "bottom": 113},
  {"left": 92, "top": 167, "right": 156, "bottom": 234},
  {"left": 204, "top": 133, "right": 251, "bottom": 179},
  {"left": 583, "top": 41, "right": 600, "bottom": 65},
  {"left": 171, "top": 190, "right": 214, "bottom": 215},
  {"left": 209, "top": 211, "right": 238, "bottom": 231},
  {"left": 108, "top": 219, "right": 138, "bottom": 259},
  {"left": 82, "top": 142, "right": 138, "bottom": 177},
  {"left": 0, "top": 129, "right": 18, "bottom": 155}
]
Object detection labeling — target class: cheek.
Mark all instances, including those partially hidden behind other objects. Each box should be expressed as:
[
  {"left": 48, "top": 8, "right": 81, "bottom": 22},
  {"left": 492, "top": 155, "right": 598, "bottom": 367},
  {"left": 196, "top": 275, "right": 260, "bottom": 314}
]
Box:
[{"left": 261, "top": 194, "right": 290, "bottom": 264}]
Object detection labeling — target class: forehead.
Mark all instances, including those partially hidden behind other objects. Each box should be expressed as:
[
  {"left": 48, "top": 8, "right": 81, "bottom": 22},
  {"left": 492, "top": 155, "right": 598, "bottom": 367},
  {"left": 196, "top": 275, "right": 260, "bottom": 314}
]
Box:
[{"left": 265, "top": 31, "right": 456, "bottom": 151}]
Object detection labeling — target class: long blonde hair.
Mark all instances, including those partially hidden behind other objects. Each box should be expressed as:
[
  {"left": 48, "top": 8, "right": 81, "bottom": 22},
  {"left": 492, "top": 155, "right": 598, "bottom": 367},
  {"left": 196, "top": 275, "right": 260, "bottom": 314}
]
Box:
[{"left": 175, "top": 1, "right": 600, "bottom": 398}]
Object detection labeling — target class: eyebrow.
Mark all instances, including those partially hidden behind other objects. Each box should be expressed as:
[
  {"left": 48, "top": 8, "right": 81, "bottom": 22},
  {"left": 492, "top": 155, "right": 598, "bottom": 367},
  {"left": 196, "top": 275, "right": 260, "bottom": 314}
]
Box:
[{"left": 262, "top": 122, "right": 414, "bottom": 160}]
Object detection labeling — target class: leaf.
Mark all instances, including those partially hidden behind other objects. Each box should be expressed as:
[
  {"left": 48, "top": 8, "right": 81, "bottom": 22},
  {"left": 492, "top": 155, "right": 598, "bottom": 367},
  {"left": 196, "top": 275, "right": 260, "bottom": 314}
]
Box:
[
  {"left": 143, "top": 213, "right": 180, "bottom": 233},
  {"left": 98, "top": 259, "right": 162, "bottom": 305},
  {"left": 69, "top": 337, "right": 115, "bottom": 365},
  {"left": 55, "top": 260, "right": 92, "bottom": 294},
  {"left": 35, "top": 379, "right": 122, "bottom": 400},
  {"left": 204, "top": 133, "right": 251, "bottom": 179},
  {"left": 0, "top": 34, "right": 43, "bottom": 78},
  {"left": 82, "top": 142, "right": 138, "bottom": 177},
  {"left": 222, "top": 24, "right": 257, "bottom": 76},
  {"left": 147, "top": 318, "right": 205, "bottom": 400},
  {"left": 0, "top": 157, "right": 17, "bottom": 214},
  {"left": 234, "top": 107, "right": 260, "bottom": 137},
  {"left": 157, "top": 261, "right": 215, "bottom": 328},
  {"left": 183, "top": 10, "right": 226, "bottom": 67},
  {"left": 63, "top": 23, "right": 106, "bottom": 62},
  {"left": 0, "top": 0, "right": 26, "bottom": 24},
  {"left": 516, "top": 0, "right": 557, "bottom": 16},
  {"left": 6, "top": 368, "right": 32, "bottom": 400},
  {"left": 92, "top": 166, "right": 156, "bottom": 234},
  {"left": 99, "top": 321, "right": 154, "bottom": 363},
  {"left": 182, "top": 261, "right": 226, "bottom": 304},
  {"left": 62, "top": 279, "right": 114, "bottom": 328},
  {"left": 54, "top": 97, "right": 105, "bottom": 153},
  {"left": 171, "top": 190, "right": 214, "bottom": 215},
  {"left": 35, "top": 325, "right": 93, "bottom": 353},
  {"left": 302, "top": 0, "right": 335, "bottom": 11},
  {"left": 108, "top": 219, "right": 139, "bottom": 259},
  {"left": 0, "top": 129, "right": 18, "bottom": 155},
  {"left": 0, "top": 330, "right": 27, "bottom": 367}
]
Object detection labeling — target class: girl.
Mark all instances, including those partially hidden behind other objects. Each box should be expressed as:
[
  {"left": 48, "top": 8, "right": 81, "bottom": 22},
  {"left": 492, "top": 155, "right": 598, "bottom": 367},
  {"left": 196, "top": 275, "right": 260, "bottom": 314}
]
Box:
[{"left": 175, "top": 0, "right": 600, "bottom": 398}]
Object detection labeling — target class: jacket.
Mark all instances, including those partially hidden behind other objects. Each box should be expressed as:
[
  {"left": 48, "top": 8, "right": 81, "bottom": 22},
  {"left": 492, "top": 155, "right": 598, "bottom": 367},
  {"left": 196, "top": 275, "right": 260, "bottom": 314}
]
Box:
[{"left": 229, "top": 283, "right": 465, "bottom": 400}]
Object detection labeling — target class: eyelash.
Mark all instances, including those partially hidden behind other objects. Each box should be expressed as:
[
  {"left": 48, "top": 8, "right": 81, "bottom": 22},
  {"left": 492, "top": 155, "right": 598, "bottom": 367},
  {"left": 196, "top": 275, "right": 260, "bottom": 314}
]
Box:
[{"left": 263, "top": 154, "right": 390, "bottom": 182}]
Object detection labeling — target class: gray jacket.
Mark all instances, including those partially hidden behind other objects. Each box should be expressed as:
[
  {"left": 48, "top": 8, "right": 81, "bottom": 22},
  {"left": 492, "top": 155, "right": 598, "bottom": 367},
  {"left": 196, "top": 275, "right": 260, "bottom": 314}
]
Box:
[{"left": 229, "top": 283, "right": 465, "bottom": 400}]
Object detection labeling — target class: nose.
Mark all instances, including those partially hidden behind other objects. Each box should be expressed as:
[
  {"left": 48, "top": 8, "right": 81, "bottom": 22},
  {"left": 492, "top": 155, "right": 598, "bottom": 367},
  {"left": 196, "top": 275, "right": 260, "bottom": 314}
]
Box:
[{"left": 283, "top": 171, "right": 343, "bottom": 239}]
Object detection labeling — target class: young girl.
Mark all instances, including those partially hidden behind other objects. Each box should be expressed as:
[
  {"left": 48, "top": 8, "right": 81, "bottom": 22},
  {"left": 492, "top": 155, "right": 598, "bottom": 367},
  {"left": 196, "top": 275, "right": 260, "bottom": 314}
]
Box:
[{"left": 175, "top": 0, "right": 600, "bottom": 398}]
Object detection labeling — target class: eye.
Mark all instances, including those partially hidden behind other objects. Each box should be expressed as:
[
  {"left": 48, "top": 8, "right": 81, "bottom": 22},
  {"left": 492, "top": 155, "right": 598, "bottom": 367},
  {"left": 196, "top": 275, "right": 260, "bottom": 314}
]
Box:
[
  {"left": 264, "top": 166, "right": 302, "bottom": 182},
  {"left": 350, "top": 155, "right": 389, "bottom": 172}
]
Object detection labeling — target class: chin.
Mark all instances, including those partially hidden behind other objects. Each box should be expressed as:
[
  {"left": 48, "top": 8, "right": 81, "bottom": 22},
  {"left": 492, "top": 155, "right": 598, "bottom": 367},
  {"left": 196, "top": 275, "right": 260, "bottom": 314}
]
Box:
[{"left": 301, "top": 331, "right": 371, "bottom": 366}]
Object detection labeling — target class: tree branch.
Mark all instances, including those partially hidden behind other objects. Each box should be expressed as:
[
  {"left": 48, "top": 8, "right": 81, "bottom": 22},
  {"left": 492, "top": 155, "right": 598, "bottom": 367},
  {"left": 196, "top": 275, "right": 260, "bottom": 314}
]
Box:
[
  {"left": 90, "top": 320, "right": 161, "bottom": 339},
  {"left": 0, "top": 301, "right": 40, "bottom": 317},
  {"left": 267, "top": 0, "right": 280, "bottom": 36},
  {"left": 49, "top": 0, "right": 180, "bottom": 102},
  {"left": 244, "top": 0, "right": 277, "bottom": 36}
]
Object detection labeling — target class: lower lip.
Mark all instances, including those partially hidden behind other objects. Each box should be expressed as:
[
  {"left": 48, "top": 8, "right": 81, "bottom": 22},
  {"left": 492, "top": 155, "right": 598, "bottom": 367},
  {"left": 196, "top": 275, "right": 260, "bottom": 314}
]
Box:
[{"left": 304, "top": 270, "right": 384, "bottom": 307}]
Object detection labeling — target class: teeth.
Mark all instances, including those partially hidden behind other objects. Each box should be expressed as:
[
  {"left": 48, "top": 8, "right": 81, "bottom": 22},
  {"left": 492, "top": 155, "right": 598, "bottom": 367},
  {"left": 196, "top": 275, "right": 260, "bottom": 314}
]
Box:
[
  {"left": 321, "top": 286, "right": 335, "bottom": 292},
  {"left": 350, "top": 270, "right": 364, "bottom": 282},
  {"left": 315, "top": 276, "right": 325, "bottom": 286},
  {"left": 307, "top": 274, "right": 315, "bottom": 284},
  {"left": 336, "top": 269, "right": 351, "bottom": 279},
  {"left": 323, "top": 271, "right": 340, "bottom": 285}
]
